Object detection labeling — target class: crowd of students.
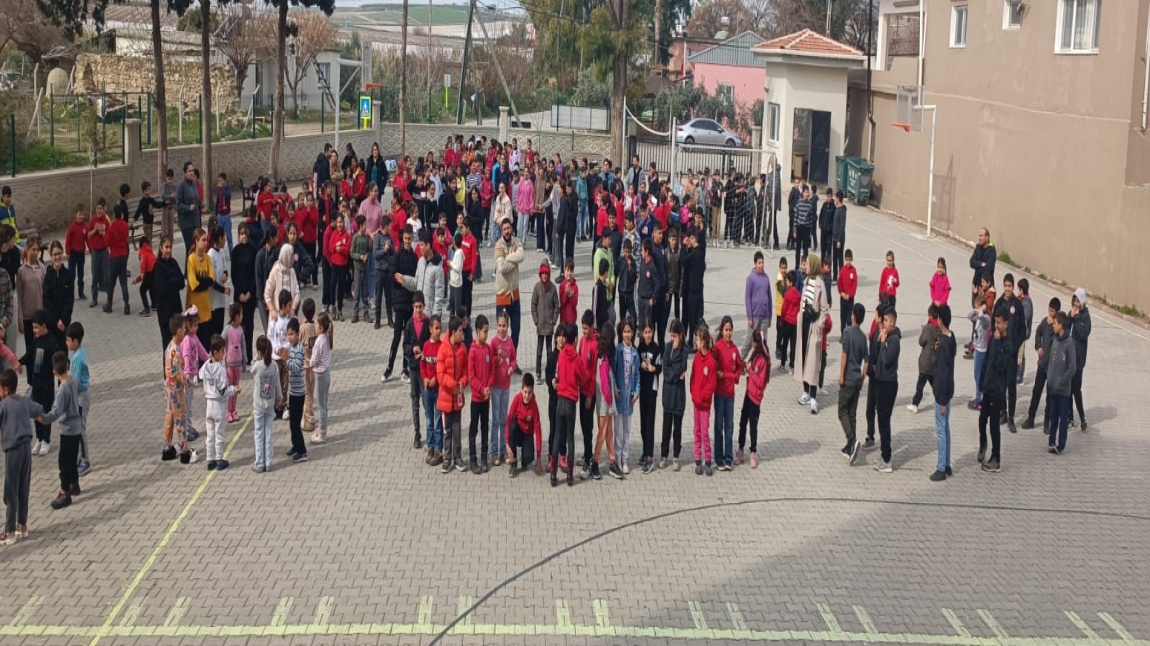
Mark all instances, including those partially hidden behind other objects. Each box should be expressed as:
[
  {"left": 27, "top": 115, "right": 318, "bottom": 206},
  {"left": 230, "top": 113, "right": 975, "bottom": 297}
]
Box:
[{"left": 0, "top": 135, "right": 1098, "bottom": 545}]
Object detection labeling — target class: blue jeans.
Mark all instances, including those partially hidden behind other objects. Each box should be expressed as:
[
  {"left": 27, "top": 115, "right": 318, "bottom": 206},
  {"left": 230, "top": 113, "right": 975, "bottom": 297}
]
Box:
[
  {"left": 934, "top": 402, "right": 951, "bottom": 472},
  {"left": 614, "top": 411, "right": 632, "bottom": 464},
  {"left": 424, "top": 387, "right": 443, "bottom": 451},
  {"left": 491, "top": 387, "right": 510, "bottom": 456},
  {"left": 253, "top": 408, "right": 274, "bottom": 469},
  {"left": 1049, "top": 393, "right": 1071, "bottom": 451},
  {"left": 366, "top": 252, "right": 376, "bottom": 299},
  {"left": 577, "top": 201, "right": 589, "bottom": 238},
  {"left": 712, "top": 395, "right": 734, "bottom": 465},
  {"left": 217, "top": 214, "right": 233, "bottom": 253},
  {"left": 972, "top": 350, "right": 985, "bottom": 403},
  {"left": 517, "top": 211, "right": 530, "bottom": 242},
  {"left": 497, "top": 300, "right": 522, "bottom": 351}
]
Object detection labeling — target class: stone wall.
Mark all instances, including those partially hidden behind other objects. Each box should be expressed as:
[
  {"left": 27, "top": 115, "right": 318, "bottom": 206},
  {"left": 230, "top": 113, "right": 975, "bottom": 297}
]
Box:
[
  {"left": 73, "top": 54, "right": 237, "bottom": 112},
  {"left": 6, "top": 122, "right": 613, "bottom": 235}
]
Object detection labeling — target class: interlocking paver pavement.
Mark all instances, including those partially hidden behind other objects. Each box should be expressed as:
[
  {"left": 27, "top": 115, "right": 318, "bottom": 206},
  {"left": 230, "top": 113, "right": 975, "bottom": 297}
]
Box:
[{"left": 2, "top": 204, "right": 1149, "bottom": 646}]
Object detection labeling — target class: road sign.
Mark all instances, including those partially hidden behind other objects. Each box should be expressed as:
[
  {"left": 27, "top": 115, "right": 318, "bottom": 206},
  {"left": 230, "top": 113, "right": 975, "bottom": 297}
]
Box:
[{"left": 359, "top": 94, "right": 372, "bottom": 129}]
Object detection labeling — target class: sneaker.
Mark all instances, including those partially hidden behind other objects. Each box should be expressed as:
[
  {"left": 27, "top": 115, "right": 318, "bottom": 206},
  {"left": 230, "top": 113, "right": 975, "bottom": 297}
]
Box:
[
  {"left": 441, "top": 460, "right": 453, "bottom": 474},
  {"left": 734, "top": 449, "right": 744, "bottom": 465},
  {"left": 981, "top": 458, "right": 1001, "bottom": 473},
  {"left": 252, "top": 464, "right": 266, "bottom": 473},
  {"left": 810, "top": 399, "right": 819, "bottom": 415},
  {"left": 608, "top": 462, "right": 623, "bottom": 479},
  {"left": 621, "top": 463, "right": 630, "bottom": 475},
  {"left": 798, "top": 392, "right": 810, "bottom": 406},
  {"left": 1020, "top": 418, "right": 1035, "bottom": 430},
  {"left": 470, "top": 462, "right": 481, "bottom": 475},
  {"left": 286, "top": 448, "right": 299, "bottom": 458},
  {"left": 906, "top": 404, "right": 918, "bottom": 414},
  {"left": 508, "top": 464, "right": 518, "bottom": 478},
  {"left": 840, "top": 445, "right": 853, "bottom": 461},
  {"left": 454, "top": 461, "right": 468, "bottom": 472},
  {"left": 849, "top": 441, "right": 861, "bottom": 465},
  {"left": 413, "top": 435, "right": 423, "bottom": 450},
  {"left": 17, "top": 524, "right": 28, "bottom": 539},
  {"left": 929, "top": 470, "right": 947, "bottom": 482},
  {"left": 207, "top": 460, "right": 218, "bottom": 471},
  {"left": 967, "top": 400, "right": 981, "bottom": 410},
  {"left": 591, "top": 462, "right": 603, "bottom": 480},
  {"left": 217, "top": 460, "right": 230, "bottom": 471},
  {"left": 658, "top": 457, "right": 669, "bottom": 469},
  {"left": 77, "top": 459, "right": 91, "bottom": 477},
  {"left": 291, "top": 452, "right": 309, "bottom": 462},
  {"left": 719, "top": 462, "right": 731, "bottom": 472},
  {"left": 0, "top": 531, "right": 15, "bottom": 546},
  {"left": 642, "top": 461, "right": 654, "bottom": 474},
  {"left": 673, "top": 458, "right": 682, "bottom": 472},
  {"left": 161, "top": 446, "right": 177, "bottom": 461},
  {"left": 493, "top": 455, "right": 504, "bottom": 467},
  {"left": 186, "top": 429, "right": 199, "bottom": 442},
  {"left": 381, "top": 371, "right": 392, "bottom": 383},
  {"left": 1068, "top": 419, "right": 1077, "bottom": 430},
  {"left": 139, "top": 308, "right": 151, "bottom": 317},
  {"left": 551, "top": 473, "right": 560, "bottom": 487},
  {"left": 749, "top": 452, "right": 759, "bottom": 469},
  {"left": 704, "top": 462, "right": 714, "bottom": 476},
  {"left": 977, "top": 448, "right": 986, "bottom": 464},
  {"left": 41, "top": 442, "right": 50, "bottom": 455},
  {"left": 481, "top": 461, "right": 491, "bottom": 473},
  {"left": 863, "top": 438, "right": 875, "bottom": 450},
  {"left": 579, "top": 465, "right": 591, "bottom": 480},
  {"left": 401, "top": 373, "right": 411, "bottom": 385},
  {"left": 32, "top": 440, "right": 42, "bottom": 455},
  {"left": 428, "top": 453, "right": 444, "bottom": 467},
  {"left": 873, "top": 459, "right": 893, "bottom": 473},
  {"left": 1080, "top": 417, "right": 1088, "bottom": 431},
  {"left": 50, "top": 492, "right": 72, "bottom": 509},
  {"left": 694, "top": 461, "right": 703, "bottom": 475},
  {"left": 1007, "top": 421, "right": 1017, "bottom": 434}
]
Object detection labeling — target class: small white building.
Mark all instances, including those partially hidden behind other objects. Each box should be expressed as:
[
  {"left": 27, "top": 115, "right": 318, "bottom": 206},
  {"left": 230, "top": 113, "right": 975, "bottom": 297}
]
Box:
[
  {"left": 752, "top": 29, "right": 864, "bottom": 190},
  {"left": 242, "top": 49, "right": 343, "bottom": 113}
]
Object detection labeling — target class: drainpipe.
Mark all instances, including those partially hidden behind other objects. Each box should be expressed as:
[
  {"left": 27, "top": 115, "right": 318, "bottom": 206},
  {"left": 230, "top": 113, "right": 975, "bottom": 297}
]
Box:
[
  {"left": 1143, "top": 13, "right": 1149, "bottom": 131},
  {"left": 867, "top": 0, "right": 876, "bottom": 161}
]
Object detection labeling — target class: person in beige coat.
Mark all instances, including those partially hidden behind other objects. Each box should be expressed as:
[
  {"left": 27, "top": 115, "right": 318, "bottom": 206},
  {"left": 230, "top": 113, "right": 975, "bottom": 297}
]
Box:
[
  {"left": 494, "top": 218, "right": 525, "bottom": 349},
  {"left": 264, "top": 244, "right": 300, "bottom": 322},
  {"left": 795, "top": 253, "right": 829, "bottom": 414}
]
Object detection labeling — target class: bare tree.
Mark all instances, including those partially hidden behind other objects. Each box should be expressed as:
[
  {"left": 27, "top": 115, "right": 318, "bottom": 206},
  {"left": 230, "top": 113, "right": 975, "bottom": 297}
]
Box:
[
  {"left": 260, "top": 11, "right": 336, "bottom": 118},
  {"left": 217, "top": 5, "right": 273, "bottom": 103},
  {"left": 0, "top": 0, "right": 66, "bottom": 63},
  {"left": 686, "top": 0, "right": 756, "bottom": 39}
]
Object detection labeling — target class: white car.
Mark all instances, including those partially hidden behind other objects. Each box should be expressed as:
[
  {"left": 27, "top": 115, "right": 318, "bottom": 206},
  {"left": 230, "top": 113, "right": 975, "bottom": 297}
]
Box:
[{"left": 675, "top": 118, "right": 743, "bottom": 147}]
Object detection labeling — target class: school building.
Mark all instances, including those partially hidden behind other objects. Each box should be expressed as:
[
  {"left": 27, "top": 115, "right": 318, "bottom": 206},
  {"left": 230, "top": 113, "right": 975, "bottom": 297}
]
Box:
[{"left": 846, "top": 0, "right": 1150, "bottom": 314}]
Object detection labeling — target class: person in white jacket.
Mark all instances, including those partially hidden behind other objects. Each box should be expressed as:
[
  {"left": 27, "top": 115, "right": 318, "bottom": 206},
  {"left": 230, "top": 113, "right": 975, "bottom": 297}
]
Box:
[
  {"left": 448, "top": 233, "right": 465, "bottom": 316},
  {"left": 198, "top": 336, "right": 238, "bottom": 470},
  {"left": 400, "top": 230, "right": 445, "bottom": 319},
  {"left": 264, "top": 244, "right": 300, "bottom": 321}
]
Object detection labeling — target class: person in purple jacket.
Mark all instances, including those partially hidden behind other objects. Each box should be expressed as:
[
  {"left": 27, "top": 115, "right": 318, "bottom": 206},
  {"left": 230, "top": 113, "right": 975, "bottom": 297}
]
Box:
[{"left": 743, "top": 251, "right": 774, "bottom": 358}]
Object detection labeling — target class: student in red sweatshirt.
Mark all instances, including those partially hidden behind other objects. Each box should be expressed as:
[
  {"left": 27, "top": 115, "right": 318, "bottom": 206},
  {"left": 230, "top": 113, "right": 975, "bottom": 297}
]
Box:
[
  {"left": 558, "top": 261, "right": 579, "bottom": 325},
  {"left": 737, "top": 329, "right": 770, "bottom": 468},
  {"left": 779, "top": 270, "right": 800, "bottom": 373},
  {"left": 690, "top": 325, "right": 717, "bottom": 476},
  {"left": 297, "top": 195, "right": 319, "bottom": 287},
  {"left": 105, "top": 205, "right": 132, "bottom": 315},
  {"left": 837, "top": 248, "right": 858, "bottom": 334},
  {"left": 324, "top": 214, "right": 351, "bottom": 319},
  {"left": 576, "top": 310, "right": 599, "bottom": 478},
  {"left": 879, "top": 249, "right": 900, "bottom": 311},
  {"left": 550, "top": 323, "right": 582, "bottom": 487},
  {"left": 419, "top": 312, "right": 443, "bottom": 463},
  {"left": 467, "top": 314, "right": 494, "bottom": 471},
  {"left": 712, "top": 316, "right": 744, "bottom": 471},
  {"left": 132, "top": 237, "right": 157, "bottom": 316},
  {"left": 86, "top": 200, "right": 111, "bottom": 309},
  {"left": 505, "top": 372, "right": 542, "bottom": 478},
  {"left": 65, "top": 207, "right": 88, "bottom": 300}
]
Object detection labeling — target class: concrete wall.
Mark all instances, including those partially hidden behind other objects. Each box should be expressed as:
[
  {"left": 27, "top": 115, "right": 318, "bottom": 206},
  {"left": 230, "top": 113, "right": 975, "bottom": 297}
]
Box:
[
  {"left": 74, "top": 53, "right": 237, "bottom": 112},
  {"left": 848, "top": 0, "right": 1150, "bottom": 313},
  {"left": 4, "top": 122, "right": 611, "bottom": 235}
]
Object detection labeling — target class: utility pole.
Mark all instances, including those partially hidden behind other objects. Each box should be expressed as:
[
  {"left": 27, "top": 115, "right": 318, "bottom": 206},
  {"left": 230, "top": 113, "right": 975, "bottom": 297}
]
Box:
[
  {"left": 456, "top": 0, "right": 477, "bottom": 124},
  {"left": 474, "top": 6, "right": 522, "bottom": 127},
  {"left": 607, "top": 0, "right": 628, "bottom": 164},
  {"left": 400, "top": 0, "right": 408, "bottom": 155},
  {"left": 427, "top": 0, "right": 432, "bottom": 120},
  {"left": 654, "top": 0, "right": 662, "bottom": 63},
  {"left": 826, "top": 0, "right": 832, "bottom": 35}
]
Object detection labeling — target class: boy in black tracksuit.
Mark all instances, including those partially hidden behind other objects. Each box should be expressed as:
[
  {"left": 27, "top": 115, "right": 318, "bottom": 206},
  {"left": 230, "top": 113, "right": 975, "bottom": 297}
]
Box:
[
  {"left": 868, "top": 308, "right": 900, "bottom": 472},
  {"left": 978, "top": 311, "right": 1012, "bottom": 472},
  {"left": 544, "top": 324, "right": 560, "bottom": 472},
  {"left": 1022, "top": 298, "right": 1059, "bottom": 431},
  {"left": 993, "top": 273, "right": 1027, "bottom": 432},
  {"left": 22, "top": 311, "right": 60, "bottom": 454}
]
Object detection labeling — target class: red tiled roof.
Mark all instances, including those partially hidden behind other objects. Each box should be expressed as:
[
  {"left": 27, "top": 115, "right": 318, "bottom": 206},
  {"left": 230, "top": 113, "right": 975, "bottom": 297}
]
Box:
[{"left": 751, "top": 29, "right": 864, "bottom": 59}]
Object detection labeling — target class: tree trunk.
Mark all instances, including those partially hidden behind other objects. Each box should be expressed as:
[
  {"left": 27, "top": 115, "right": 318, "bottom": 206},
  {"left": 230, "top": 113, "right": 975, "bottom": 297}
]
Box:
[
  {"left": 151, "top": 0, "right": 169, "bottom": 186},
  {"left": 289, "top": 81, "right": 300, "bottom": 119},
  {"left": 201, "top": 0, "right": 213, "bottom": 213},
  {"left": 269, "top": 1, "right": 287, "bottom": 179},
  {"left": 609, "top": 0, "right": 628, "bottom": 166},
  {"left": 233, "top": 67, "right": 247, "bottom": 107},
  {"left": 654, "top": 0, "right": 662, "bottom": 64},
  {"left": 399, "top": 0, "right": 407, "bottom": 155}
]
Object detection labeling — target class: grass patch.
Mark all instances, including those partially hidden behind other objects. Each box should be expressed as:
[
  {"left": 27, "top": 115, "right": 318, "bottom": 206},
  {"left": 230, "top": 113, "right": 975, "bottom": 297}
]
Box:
[
  {"left": 16, "top": 142, "right": 90, "bottom": 172},
  {"left": 997, "top": 251, "right": 1015, "bottom": 267}
]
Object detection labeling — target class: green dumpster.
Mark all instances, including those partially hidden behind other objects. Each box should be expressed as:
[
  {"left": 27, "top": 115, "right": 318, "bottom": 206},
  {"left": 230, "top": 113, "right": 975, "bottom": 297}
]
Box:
[{"left": 836, "top": 155, "right": 874, "bottom": 205}]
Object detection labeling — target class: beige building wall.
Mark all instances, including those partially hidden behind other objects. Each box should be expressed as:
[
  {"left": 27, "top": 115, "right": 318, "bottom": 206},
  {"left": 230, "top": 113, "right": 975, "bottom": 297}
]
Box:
[{"left": 851, "top": 0, "right": 1150, "bottom": 313}]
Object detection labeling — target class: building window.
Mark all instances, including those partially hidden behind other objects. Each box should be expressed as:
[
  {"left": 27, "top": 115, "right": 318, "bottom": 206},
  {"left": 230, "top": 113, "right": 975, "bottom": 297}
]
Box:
[
  {"left": 1004, "top": 0, "right": 1022, "bottom": 29},
  {"left": 1057, "top": 0, "right": 1101, "bottom": 53},
  {"left": 951, "top": 5, "right": 968, "bottom": 48},
  {"left": 317, "top": 62, "right": 332, "bottom": 88},
  {"left": 767, "top": 102, "right": 780, "bottom": 143},
  {"left": 716, "top": 83, "right": 734, "bottom": 104}
]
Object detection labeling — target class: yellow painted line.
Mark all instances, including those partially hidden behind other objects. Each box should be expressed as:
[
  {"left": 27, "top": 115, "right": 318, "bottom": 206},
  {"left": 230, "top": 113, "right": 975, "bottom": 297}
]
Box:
[
  {"left": 726, "top": 603, "right": 747, "bottom": 631},
  {"left": 418, "top": 595, "right": 434, "bottom": 628},
  {"left": 1099, "top": 613, "right": 1135, "bottom": 642},
  {"left": 87, "top": 414, "right": 252, "bottom": 646},
  {"left": 854, "top": 605, "right": 877, "bottom": 635},
  {"left": 976, "top": 609, "right": 1007, "bottom": 640},
  {"left": 592, "top": 599, "right": 610, "bottom": 629},
  {"left": 11, "top": 596, "right": 41, "bottom": 627},
  {"left": 1065, "top": 611, "right": 1099, "bottom": 640},
  {"left": 688, "top": 601, "right": 709, "bottom": 631},
  {"left": 943, "top": 609, "right": 971, "bottom": 638},
  {"left": 555, "top": 599, "right": 572, "bottom": 629},
  {"left": 3, "top": 621, "right": 1149, "bottom": 644},
  {"left": 314, "top": 596, "right": 334, "bottom": 626},
  {"left": 163, "top": 597, "right": 188, "bottom": 628},
  {"left": 817, "top": 603, "right": 842, "bottom": 634},
  {"left": 457, "top": 596, "right": 473, "bottom": 626},
  {"left": 118, "top": 598, "right": 144, "bottom": 628},
  {"left": 271, "top": 597, "right": 293, "bottom": 627}
]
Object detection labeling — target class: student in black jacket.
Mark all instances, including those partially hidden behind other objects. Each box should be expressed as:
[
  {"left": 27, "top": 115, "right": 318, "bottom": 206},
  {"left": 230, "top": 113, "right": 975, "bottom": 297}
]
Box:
[
  {"left": 21, "top": 310, "right": 59, "bottom": 454},
  {"left": 930, "top": 305, "right": 957, "bottom": 482},
  {"left": 229, "top": 223, "right": 259, "bottom": 362},
  {"left": 679, "top": 232, "right": 706, "bottom": 344},
  {"left": 1022, "top": 297, "right": 1059, "bottom": 431},
  {"left": 152, "top": 238, "right": 186, "bottom": 358},
  {"left": 978, "top": 310, "right": 1012, "bottom": 473},
  {"left": 42, "top": 242, "right": 74, "bottom": 350},
  {"left": 993, "top": 273, "right": 1027, "bottom": 432},
  {"left": 866, "top": 308, "right": 900, "bottom": 473},
  {"left": 818, "top": 188, "right": 835, "bottom": 266}
]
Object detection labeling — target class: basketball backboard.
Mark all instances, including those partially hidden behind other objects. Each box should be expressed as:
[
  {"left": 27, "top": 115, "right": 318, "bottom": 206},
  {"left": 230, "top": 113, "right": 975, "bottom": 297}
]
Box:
[{"left": 895, "top": 85, "right": 924, "bottom": 133}]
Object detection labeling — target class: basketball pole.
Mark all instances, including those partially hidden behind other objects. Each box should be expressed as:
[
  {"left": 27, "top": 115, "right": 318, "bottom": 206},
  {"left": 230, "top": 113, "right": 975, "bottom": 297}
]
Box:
[{"left": 921, "top": 104, "right": 937, "bottom": 238}]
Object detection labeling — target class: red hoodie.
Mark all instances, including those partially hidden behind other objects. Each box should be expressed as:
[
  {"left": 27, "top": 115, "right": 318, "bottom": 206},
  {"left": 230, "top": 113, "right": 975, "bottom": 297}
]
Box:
[
  {"left": 690, "top": 349, "right": 717, "bottom": 411},
  {"left": 256, "top": 190, "right": 277, "bottom": 222},
  {"left": 879, "top": 266, "right": 900, "bottom": 298},
  {"left": 65, "top": 220, "right": 87, "bottom": 255},
  {"left": 390, "top": 206, "right": 407, "bottom": 249},
  {"left": 467, "top": 340, "right": 493, "bottom": 403},
  {"left": 298, "top": 205, "right": 319, "bottom": 245},
  {"left": 745, "top": 352, "right": 769, "bottom": 406},
  {"left": 556, "top": 343, "right": 581, "bottom": 402},
  {"left": 137, "top": 242, "right": 156, "bottom": 275},
  {"left": 461, "top": 233, "right": 478, "bottom": 275},
  {"left": 326, "top": 228, "right": 351, "bottom": 267},
  {"left": 107, "top": 217, "right": 130, "bottom": 258},
  {"left": 558, "top": 278, "right": 579, "bottom": 325},
  {"left": 781, "top": 286, "right": 800, "bottom": 325},
  {"left": 577, "top": 334, "right": 598, "bottom": 399},
  {"left": 420, "top": 337, "right": 442, "bottom": 384},
  {"left": 838, "top": 263, "right": 858, "bottom": 299},
  {"left": 713, "top": 338, "right": 744, "bottom": 399},
  {"left": 505, "top": 391, "right": 542, "bottom": 452},
  {"left": 87, "top": 214, "right": 111, "bottom": 252},
  {"left": 490, "top": 333, "right": 517, "bottom": 390}
]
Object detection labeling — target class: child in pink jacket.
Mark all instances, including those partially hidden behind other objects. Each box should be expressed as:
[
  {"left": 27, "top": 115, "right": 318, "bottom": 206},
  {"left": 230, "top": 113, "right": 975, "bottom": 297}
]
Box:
[
  {"left": 224, "top": 303, "right": 247, "bottom": 423},
  {"left": 180, "top": 306, "right": 210, "bottom": 439}
]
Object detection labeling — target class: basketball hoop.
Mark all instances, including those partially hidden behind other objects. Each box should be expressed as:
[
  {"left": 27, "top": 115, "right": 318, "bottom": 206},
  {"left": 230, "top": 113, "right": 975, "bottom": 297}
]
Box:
[{"left": 892, "top": 123, "right": 911, "bottom": 132}]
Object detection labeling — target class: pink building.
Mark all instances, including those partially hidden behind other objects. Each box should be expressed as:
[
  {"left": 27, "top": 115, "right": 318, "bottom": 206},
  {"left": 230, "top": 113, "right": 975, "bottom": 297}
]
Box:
[{"left": 688, "top": 31, "right": 767, "bottom": 131}]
